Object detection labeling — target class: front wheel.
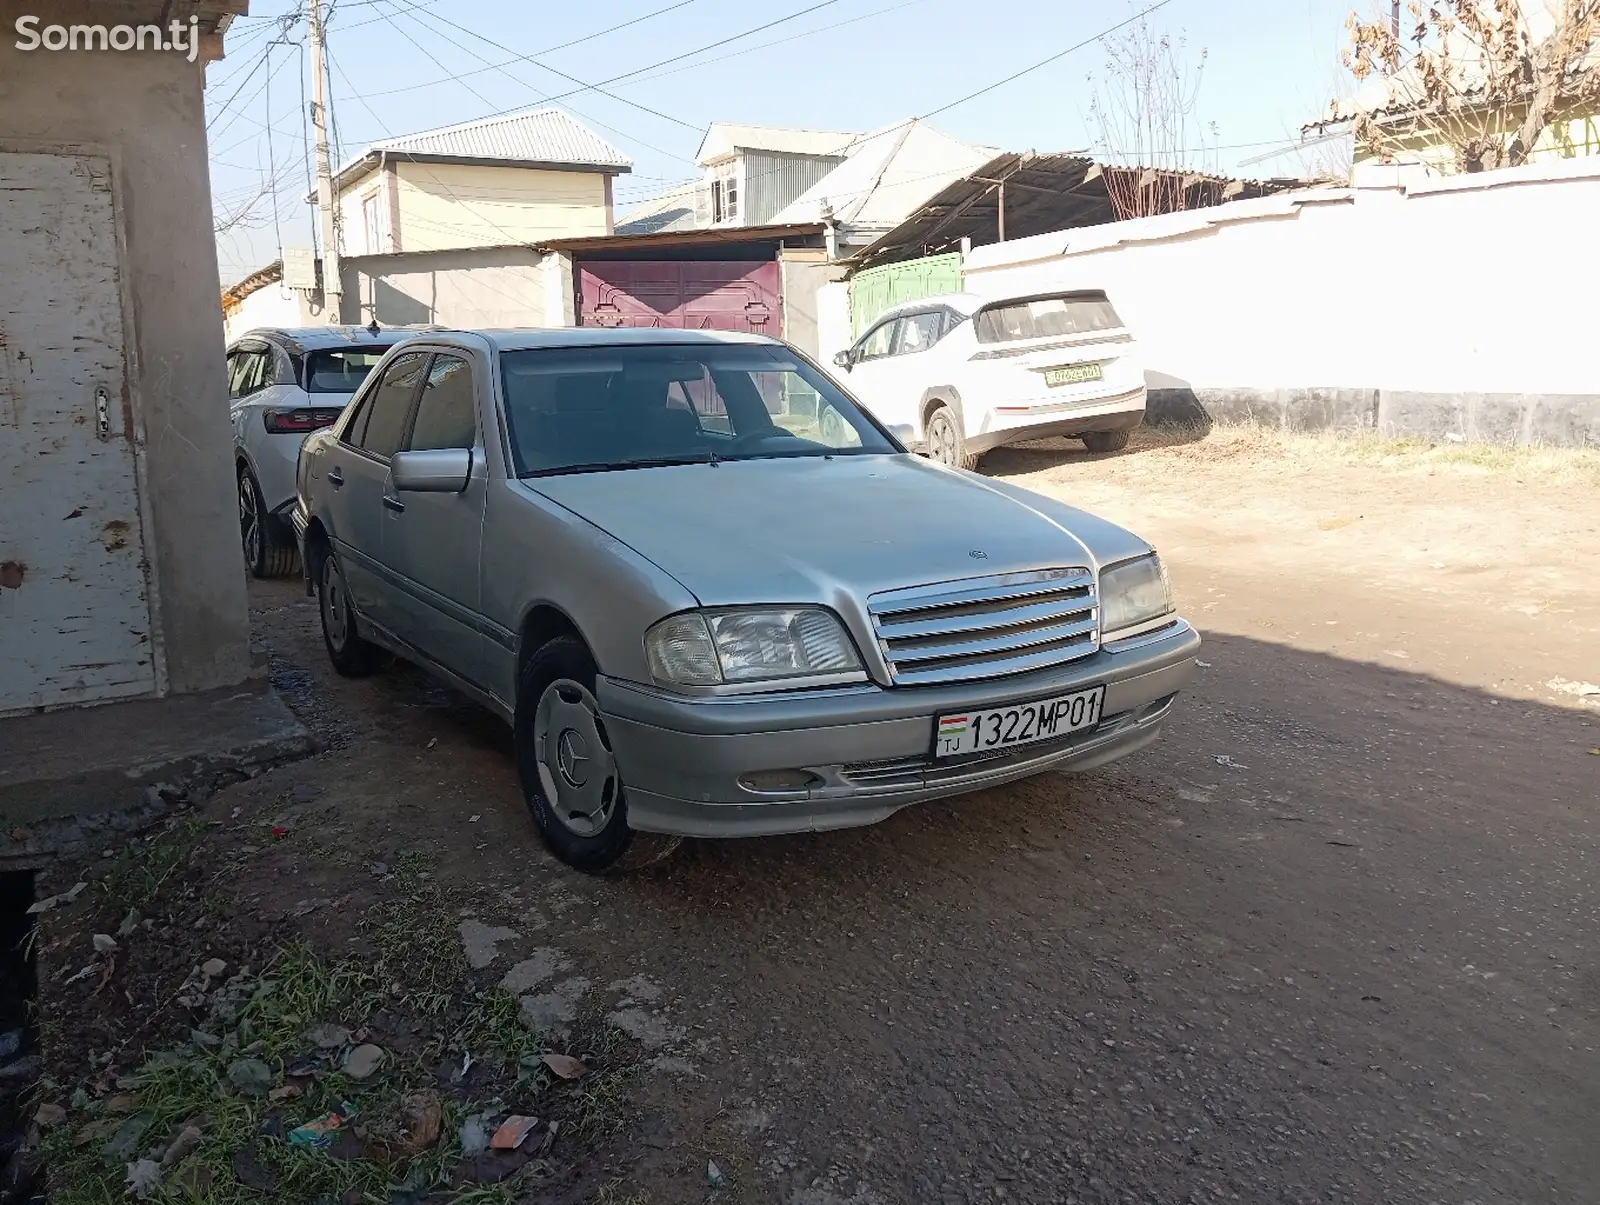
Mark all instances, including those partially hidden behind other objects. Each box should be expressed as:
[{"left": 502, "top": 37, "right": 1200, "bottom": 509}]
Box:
[
  {"left": 514, "top": 636, "right": 679, "bottom": 873},
  {"left": 924, "top": 404, "right": 977, "bottom": 470},
  {"left": 1082, "top": 429, "right": 1131, "bottom": 454}
]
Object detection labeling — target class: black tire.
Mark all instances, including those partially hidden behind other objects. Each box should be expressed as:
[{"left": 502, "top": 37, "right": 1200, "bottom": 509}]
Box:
[
  {"left": 239, "top": 466, "right": 298, "bottom": 579},
  {"left": 316, "top": 546, "right": 384, "bottom": 677},
  {"left": 514, "top": 636, "right": 680, "bottom": 874},
  {"left": 924, "top": 403, "right": 977, "bottom": 471},
  {"left": 1082, "top": 429, "right": 1131, "bottom": 454}
]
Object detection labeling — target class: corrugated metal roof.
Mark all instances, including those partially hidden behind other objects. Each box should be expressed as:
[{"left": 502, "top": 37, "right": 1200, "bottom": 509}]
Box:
[
  {"left": 615, "top": 181, "right": 706, "bottom": 236},
  {"left": 770, "top": 118, "right": 999, "bottom": 231},
  {"left": 332, "top": 108, "right": 631, "bottom": 189},
  {"left": 697, "top": 122, "right": 862, "bottom": 166}
]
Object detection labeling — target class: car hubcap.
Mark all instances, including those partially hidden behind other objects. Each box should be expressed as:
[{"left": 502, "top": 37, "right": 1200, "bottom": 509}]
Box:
[
  {"left": 239, "top": 477, "right": 259, "bottom": 564},
  {"left": 534, "top": 679, "right": 619, "bottom": 839},
  {"left": 321, "top": 556, "right": 347, "bottom": 653},
  {"left": 929, "top": 416, "right": 957, "bottom": 464}
]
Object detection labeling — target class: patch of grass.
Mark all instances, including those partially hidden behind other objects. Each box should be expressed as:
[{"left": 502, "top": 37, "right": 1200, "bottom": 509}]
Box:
[
  {"left": 457, "top": 988, "right": 542, "bottom": 1070},
  {"left": 39, "top": 942, "right": 529, "bottom": 1205},
  {"left": 565, "top": 1025, "right": 638, "bottom": 1140},
  {"left": 97, "top": 818, "right": 209, "bottom": 911},
  {"left": 356, "top": 852, "right": 467, "bottom": 1017}
]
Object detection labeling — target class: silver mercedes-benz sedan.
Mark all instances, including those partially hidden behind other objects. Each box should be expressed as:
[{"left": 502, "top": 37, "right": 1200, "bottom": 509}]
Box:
[{"left": 292, "top": 328, "right": 1200, "bottom": 871}]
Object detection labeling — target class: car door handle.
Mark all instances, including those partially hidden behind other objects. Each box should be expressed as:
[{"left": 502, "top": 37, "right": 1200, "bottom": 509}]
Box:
[
  {"left": 327, "top": 467, "right": 344, "bottom": 488},
  {"left": 382, "top": 495, "right": 405, "bottom": 513}
]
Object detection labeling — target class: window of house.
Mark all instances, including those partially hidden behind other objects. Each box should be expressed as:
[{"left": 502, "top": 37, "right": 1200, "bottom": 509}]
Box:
[
  {"left": 711, "top": 165, "right": 739, "bottom": 224},
  {"left": 362, "top": 193, "right": 382, "bottom": 255}
]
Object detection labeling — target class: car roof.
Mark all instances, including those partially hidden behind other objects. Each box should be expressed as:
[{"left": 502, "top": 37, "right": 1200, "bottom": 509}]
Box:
[
  {"left": 872, "top": 292, "right": 986, "bottom": 322},
  {"left": 459, "top": 328, "right": 783, "bottom": 353},
  {"left": 235, "top": 325, "right": 444, "bottom": 353}
]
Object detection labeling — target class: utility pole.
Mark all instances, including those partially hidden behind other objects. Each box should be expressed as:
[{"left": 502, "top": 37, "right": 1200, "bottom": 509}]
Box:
[
  {"left": 1392, "top": 0, "right": 1400, "bottom": 38},
  {"left": 307, "top": 0, "right": 343, "bottom": 322}
]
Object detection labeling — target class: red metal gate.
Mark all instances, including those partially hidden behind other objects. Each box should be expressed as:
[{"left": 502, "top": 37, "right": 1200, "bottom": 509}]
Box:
[{"left": 577, "top": 261, "right": 780, "bottom": 336}]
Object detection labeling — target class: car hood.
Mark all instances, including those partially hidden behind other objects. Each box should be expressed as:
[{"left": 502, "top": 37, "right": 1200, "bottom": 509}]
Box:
[{"left": 529, "top": 453, "right": 1151, "bottom": 607}]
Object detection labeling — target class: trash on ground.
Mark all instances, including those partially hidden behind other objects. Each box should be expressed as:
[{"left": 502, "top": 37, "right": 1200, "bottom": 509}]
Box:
[
  {"left": 160, "top": 1125, "right": 203, "bottom": 1168},
  {"left": 490, "top": 1115, "right": 539, "bottom": 1150},
  {"left": 287, "top": 1102, "right": 358, "bottom": 1149},
  {"left": 200, "top": 957, "right": 227, "bottom": 979},
  {"left": 1548, "top": 677, "right": 1600, "bottom": 701},
  {"left": 268, "top": 1084, "right": 302, "bottom": 1102},
  {"left": 28, "top": 881, "right": 88, "bottom": 915},
  {"left": 33, "top": 1102, "right": 67, "bottom": 1128},
  {"left": 1213, "top": 754, "right": 1247, "bottom": 769},
  {"left": 541, "top": 1052, "right": 587, "bottom": 1080},
  {"left": 126, "top": 1158, "right": 163, "bottom": 1199},
  {"left": 303, "top": 1021, "right": 351, "bottom": 1050},
  {"left": 708, "top": 1159, "right": 728, "bottom": 1189},
  {"left": 458, "top": 1115, "right": 490, "bottom": 1157}
]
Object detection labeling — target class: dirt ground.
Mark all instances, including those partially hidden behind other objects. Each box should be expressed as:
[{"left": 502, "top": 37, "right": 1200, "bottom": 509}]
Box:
[{"left": 32, "top": 426, "right": 1600, "bottom": 1204}]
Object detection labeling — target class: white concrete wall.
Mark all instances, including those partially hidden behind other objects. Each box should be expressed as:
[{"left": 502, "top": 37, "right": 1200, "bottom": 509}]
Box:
[
  {"left": 960, "top": 158, "right": 1600, "bottom": 443},
  {"left": 224, "top": 283, "right": 316, "bottom": 344},
  {"left": 385, "top": 162, "right": 611, "bottom": 252},
  {"left": 341, "top": 246, "right": 551, "bottom": 329}
]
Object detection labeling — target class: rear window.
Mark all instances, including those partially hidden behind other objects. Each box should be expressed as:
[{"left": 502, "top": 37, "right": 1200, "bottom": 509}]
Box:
[
  {"left": 973, "top": 293, "right": 1123, "bottom": 343},
  {"left": 304, "top": 348, "right": 393, "bottom": 394}
]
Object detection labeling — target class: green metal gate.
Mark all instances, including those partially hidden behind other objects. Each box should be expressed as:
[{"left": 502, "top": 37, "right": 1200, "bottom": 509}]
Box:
[{"left": 849, "top": 252, "right": 964, "bottom": 337}]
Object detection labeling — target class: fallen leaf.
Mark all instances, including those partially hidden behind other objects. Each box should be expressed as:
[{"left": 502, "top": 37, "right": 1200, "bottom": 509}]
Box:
[
  {"left": 227, "top": 1059, "right": 275, "bottom": 1098},
  {"left": 34, "top": 1103, "right": 67, "bottom": 1127},
  {"left": 401, "top": 1090, "right": 443, "bottom": 1151},
  {"left": 541, "top": 1053, "right": 587, "bottom": 1080},
  {"left": 1588, "top": 748, "right": 1600, "bottom": 756},
  {"left": 10, "top": 828, "right": 29, "bottom": 842},
  {"left": 160, "top": 1126, "right": 203, "bottom": 1168},
  {"left": 201, "top": 958, "right": 227, "bottom": 979},
  {"left": 104, "top": 1094, "right": 140, "bottom": 1114},
  {"left": 268, "top": 1084, "right": 302, "bottom": 1103},
  {"left": 490, "top": 1115, "right": 539, "bottom": 1151},
  {"left": 303, "top": 1021, "right": 351, "bottom": 1050},
  {"left": 271, "top": 826, "right": 289, "bottom": 839}
]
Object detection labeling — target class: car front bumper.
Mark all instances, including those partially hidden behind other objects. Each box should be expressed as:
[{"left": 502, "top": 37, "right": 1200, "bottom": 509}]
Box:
[{"left": 596, "top": 619, "right": 1199, "bottom": 838}]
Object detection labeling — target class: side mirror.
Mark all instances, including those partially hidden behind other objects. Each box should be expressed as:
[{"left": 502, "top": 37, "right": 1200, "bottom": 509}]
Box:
[
  {"left": 832, "top": 350, "right": 853, "bottom": 371},
  {"left": 391, "top": 448, "right": 472, "bottom": 493}
]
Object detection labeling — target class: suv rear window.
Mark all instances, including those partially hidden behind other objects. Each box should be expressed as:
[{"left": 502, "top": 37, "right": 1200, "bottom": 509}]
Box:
[
  {"left": 973, "top": 293, "right": 1123, "bottom": 343},
  {"left": 305, "top": 348, "right": 393, "bottom": 394}
]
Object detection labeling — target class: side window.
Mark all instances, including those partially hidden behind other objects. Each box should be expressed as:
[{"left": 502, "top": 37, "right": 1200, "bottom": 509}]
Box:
[
  {"left": 856, "top": 320, "right": 898, "bottom": 362},
  {"left": 893, "top": 312, "right": 943, "bottom": 355},
  {"left": 357, "top": 351, "right": 428, "bottom": 459},
  {"left": 228, "top": 349, "right": 268, "bottom": 398},
  {"left": 408, "top": 355, "right": 478, "bottom": 451},
  {"left": 669, "top": 370, "right": 733, "bottom": 435}
]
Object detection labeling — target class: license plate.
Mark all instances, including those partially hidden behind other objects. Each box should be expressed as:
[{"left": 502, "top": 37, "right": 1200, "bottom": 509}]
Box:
[
  {"left": 934, "top": 686, "right": 1106, "bottom": 759},
  {"left": 1044, "top": 363, "right": 1104, "bottom": 387}
]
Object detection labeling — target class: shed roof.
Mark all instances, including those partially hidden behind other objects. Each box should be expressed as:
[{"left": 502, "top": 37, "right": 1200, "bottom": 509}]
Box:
[
  {"left": 846, "top": 153, "right": 1299, "bottom": 271},
  {"left": 330, "top": 107, "right": 632, "bottom": 193},
  {"left": 696, "top": 123, "right": 862, "bottom": 166},
  {"left": 770, "top": 119, "right": 1000, "bottom": 232}
]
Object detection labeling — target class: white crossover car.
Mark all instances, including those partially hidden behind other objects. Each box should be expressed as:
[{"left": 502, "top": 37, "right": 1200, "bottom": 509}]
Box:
[
  {"left": 228, "top": 326, "right": 426, "bottom": 576},
  {"left": 832, "top": 290, "right": 1147, "bottom": 469}
]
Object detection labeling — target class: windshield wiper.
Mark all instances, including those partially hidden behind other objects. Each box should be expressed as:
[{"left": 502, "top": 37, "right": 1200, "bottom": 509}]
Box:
[{"left": 525, "top": 452, "right": 721, "bottom": 477}]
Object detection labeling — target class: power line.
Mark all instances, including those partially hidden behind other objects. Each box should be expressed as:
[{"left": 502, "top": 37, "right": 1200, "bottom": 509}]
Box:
[{"left": 920, "top": 0, "right": 1178, "bottom": 120}]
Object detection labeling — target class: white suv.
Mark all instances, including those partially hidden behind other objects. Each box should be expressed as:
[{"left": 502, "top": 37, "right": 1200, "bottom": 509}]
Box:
[
  {"left": 832, "top": 290, "right": 1146, "bottom": 469},
  {"left": 228, "top": 326, "right": 424, "bottom": 577}
]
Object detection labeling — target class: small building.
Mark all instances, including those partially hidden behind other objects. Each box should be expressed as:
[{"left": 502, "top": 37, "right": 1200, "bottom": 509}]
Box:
[
  {"left": 327, "top": 107, "right": 633, "bottom": 257},
  {"left": 1, "top": 0, "right": 256, "bottom": 715}
]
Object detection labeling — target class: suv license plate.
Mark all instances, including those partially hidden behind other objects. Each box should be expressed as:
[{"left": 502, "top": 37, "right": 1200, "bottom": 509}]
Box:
[
  {"left": 934, "top": 686, "right": 1106, "bottom": 759},
  {"left": 1044, "top": 363, "right": 1104, "bottom": 387}
]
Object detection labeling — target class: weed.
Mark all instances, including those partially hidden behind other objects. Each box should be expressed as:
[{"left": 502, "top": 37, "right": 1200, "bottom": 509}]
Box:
[{"left": 97, "top": 818, "right": 208, "bottom": 911}]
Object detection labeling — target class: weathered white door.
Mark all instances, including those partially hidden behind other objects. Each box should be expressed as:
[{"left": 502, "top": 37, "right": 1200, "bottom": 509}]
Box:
[{"left": 0, "top": 151, "right": 159, "bottom": 714}]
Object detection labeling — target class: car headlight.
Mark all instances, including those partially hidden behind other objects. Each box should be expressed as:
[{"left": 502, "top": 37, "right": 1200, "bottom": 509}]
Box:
[
  {"left": 645, "top": 608, "right": 864, "bottom": 688},
  {"left": 1099, "top": 554, "right": 1173, "bottom": 634}
]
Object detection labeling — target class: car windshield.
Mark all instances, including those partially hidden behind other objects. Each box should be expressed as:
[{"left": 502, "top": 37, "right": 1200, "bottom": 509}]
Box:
[
  {"left": 973, "top": 293, "right": 1124, "bottom": 343},
  {"left": 500, "top": 343, "right": 901, "bottom": 477},
  {"left": 304, "top": 348, "right": 393, "bottom": 394}
]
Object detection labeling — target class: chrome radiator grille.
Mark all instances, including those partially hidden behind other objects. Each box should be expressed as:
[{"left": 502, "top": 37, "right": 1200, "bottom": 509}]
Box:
[{"left": 867, "top": 568, "right": 1099, "bottom": 686}]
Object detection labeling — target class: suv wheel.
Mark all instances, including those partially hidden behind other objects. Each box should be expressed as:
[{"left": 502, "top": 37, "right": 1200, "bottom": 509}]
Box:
[
  {"left": 514, "top": 636, "right": 680, "bottom": 873},
  {"left": 1082, "top": 430, "right": 1131, "bottom": 454},
  {"left": 925, "top": 404, "right": 977, "bottom": 470},
  {"left": 239, "top": 467, "right": 298, "bottom": 578}
]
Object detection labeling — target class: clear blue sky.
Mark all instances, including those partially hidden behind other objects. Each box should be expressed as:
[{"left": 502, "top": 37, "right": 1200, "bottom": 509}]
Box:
[{"left": 209, "top": 0, "right": 1370, "bottom": 280}]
